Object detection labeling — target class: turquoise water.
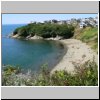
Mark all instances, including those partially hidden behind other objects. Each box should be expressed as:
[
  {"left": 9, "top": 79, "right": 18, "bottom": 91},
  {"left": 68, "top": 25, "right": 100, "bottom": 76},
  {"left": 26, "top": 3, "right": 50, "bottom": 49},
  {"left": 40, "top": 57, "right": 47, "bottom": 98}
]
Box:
[{"left": 2, "top": 24, "right": 66, "bottom": 72}]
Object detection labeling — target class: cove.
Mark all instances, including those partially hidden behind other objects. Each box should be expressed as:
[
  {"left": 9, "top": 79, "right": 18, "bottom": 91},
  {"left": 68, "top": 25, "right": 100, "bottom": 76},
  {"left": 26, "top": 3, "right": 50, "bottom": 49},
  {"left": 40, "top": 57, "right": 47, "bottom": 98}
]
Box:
[{"left": 2, "top": 25, "right": 66, "bottom": 72}]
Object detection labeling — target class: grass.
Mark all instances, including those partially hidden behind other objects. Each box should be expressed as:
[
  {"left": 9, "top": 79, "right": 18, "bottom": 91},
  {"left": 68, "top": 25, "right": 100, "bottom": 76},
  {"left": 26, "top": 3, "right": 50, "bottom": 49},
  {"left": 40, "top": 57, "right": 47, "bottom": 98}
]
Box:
[
  {"left": 81, "top": 27, "right": 98, "bottom": 41},
  {"left": 2, "top": 60, "right": 98, "bottom": 86},
  {"left": 74, "top": 27, "right": 98, "bottom": 53}
]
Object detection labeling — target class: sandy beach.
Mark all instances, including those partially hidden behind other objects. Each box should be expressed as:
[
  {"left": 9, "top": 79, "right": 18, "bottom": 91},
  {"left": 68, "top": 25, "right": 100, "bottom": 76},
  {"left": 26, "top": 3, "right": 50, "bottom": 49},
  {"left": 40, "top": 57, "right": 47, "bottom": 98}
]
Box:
[{"left": 51, "top": 39, "right": 98, "bottom": 74}]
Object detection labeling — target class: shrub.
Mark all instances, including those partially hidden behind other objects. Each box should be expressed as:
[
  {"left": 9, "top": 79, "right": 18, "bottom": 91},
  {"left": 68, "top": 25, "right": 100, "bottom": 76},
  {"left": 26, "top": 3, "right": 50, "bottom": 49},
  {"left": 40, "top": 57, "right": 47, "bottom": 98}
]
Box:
[
  {"left": 2, "top": 61, "right": 98, "bottom": 86},
  {"left": 13, "top": 23, "right": 75, "bottom": 39}
]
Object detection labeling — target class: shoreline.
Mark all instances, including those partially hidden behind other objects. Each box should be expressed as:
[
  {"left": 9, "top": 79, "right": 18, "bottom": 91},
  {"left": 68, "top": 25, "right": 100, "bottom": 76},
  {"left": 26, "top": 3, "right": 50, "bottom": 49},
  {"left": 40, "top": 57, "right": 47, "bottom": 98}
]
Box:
[
  {"left": 10, "top": 35, "right": 98, "bottom": 74},
  {"left": 11, "top": 34, "right": 63, "bottom": 40},
  {"left": 51, "top": 39, "right": 98, "bottom": 74}
]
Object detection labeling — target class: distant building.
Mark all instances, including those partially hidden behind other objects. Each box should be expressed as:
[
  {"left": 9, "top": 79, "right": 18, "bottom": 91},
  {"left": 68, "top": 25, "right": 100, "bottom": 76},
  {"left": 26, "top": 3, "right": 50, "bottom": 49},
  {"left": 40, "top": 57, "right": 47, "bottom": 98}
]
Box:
[
  {"left": 57, "top": 21, "right": 62, "bottom": 24},
  {"left": 66, "top": 20, "right": 71, "bottom": 24},
  {"left": 51, "top": 19, "right": 58, "bottom": 24},
  {"left": 44, "top": 20, "right": 51, "bottom": 24},
  {"left": 80, "top": 24, "right": 84, "bottom": 28},
  {"left": 57, "top": 20, "right": 67, "bottom": 24},
  {"left": 29, "top": 16, "right": 98, "bottom": 28},
  {"left": 80, "top": 22, "right": 87, "bottom": 28},
  {"left": 94, "top": 16, "right": 98, "bottom": 27}
]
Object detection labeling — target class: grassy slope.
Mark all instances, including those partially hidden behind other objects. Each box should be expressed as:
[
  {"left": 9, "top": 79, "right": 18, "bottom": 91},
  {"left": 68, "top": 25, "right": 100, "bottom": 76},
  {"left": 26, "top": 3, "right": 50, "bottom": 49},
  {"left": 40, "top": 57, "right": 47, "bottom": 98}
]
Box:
[{"left": 74, "top": 27, "right": 98, "bottom": 53}]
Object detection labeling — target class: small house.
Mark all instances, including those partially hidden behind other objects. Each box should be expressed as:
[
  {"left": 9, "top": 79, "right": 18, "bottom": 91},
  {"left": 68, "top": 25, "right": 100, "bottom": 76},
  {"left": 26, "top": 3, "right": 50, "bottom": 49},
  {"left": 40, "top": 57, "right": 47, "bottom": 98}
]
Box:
[{"left": 79, "top": 22, "right": 87, "bottom": 28}]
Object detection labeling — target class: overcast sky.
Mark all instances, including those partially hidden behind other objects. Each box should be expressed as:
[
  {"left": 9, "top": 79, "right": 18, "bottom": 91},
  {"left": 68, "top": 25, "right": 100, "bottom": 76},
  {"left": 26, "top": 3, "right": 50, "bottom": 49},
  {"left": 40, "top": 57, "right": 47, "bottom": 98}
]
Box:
[{"left": 2, "top": 14, "right": 98, "bottom": 25}]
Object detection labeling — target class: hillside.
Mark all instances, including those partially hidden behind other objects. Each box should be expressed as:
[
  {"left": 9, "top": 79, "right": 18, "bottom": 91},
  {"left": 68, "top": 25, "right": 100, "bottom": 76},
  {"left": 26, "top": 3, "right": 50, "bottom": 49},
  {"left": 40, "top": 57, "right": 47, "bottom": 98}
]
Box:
[{"left": 74, "top": 27, "right": 98, "bottom": 53}]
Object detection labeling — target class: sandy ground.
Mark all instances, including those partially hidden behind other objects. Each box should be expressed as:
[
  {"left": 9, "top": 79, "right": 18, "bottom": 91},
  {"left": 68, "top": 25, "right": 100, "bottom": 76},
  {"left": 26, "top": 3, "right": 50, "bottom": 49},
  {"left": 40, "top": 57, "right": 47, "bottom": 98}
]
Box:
[{"left": 51, "top": 39, "right": 98, "bottom": 74}]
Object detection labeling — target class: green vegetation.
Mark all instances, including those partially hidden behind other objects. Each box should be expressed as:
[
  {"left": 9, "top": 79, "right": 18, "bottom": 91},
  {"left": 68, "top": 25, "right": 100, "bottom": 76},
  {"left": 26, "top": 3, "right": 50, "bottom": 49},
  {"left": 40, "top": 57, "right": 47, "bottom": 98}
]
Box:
[
  {"left": 13, "top": 24, "right": 98, "bottom": 53},
  {"left": 2, "top": 60, "right": 98, "bottom": 86},
  {"left": 74, "top": 27, "right": 98, "bottom": 53},
  {"left": 8, "top": 23, "right": 98, "bottom": 86},
  {"left": 13, "top": 23, "right": 75, "bottom": 39},
  {"left": 13, "top": 23, "right": 98, "bottom": 52}
]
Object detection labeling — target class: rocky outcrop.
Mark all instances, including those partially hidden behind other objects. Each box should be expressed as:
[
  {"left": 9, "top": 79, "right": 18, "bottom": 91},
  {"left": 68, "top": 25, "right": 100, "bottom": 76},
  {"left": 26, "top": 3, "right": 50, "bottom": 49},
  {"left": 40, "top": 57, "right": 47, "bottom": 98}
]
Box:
[
  {"left": 26, "top": 35, "right": 32, "bottom": 39},
  {"left": 12, "top": 34, "right": 19, "bottom": 38},
  {"left": 46, "top": 36, "right": 63, "bottom": 40},
  {"left": 29, "top": 35, "right": 43, "bottom": 40},
  {"left": 11, "top": 33, "right": 62, "bottom": 40}
]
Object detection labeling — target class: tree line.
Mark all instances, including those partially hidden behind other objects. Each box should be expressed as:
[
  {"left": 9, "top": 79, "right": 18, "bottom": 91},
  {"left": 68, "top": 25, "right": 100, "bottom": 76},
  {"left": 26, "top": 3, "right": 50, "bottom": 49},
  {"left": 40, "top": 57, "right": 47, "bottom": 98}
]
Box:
[{"left": 13, "top": 23, "right": 75, "bottom": 39}]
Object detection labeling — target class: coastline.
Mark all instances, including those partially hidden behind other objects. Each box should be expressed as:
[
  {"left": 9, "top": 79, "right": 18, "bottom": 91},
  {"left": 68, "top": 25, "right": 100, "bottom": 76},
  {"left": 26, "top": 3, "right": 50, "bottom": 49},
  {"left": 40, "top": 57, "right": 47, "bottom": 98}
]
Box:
[
  {"left": 11, "top": 34, "right": 98, "bottom": 74},
  {"left": 51, "top": 39, "right": 98, "bottom": 74},
  {"left": 11, "top": 34, "right": 63, "bottom": 40}
]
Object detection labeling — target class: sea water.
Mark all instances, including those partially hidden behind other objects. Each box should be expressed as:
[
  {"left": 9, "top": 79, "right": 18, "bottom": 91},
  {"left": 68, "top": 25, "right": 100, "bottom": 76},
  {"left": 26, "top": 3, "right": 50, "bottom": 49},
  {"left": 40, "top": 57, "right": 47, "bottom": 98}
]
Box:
[{"left": 2, "top": 24, "right": 66, "bottom": 72}]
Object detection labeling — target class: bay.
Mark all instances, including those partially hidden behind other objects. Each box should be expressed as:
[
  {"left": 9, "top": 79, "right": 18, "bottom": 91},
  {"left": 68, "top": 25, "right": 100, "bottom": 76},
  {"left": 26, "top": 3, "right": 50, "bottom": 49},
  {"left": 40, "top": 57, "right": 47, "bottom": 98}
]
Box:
[{"left": 2, "top": 24, "right": 66, "bottom": 72}]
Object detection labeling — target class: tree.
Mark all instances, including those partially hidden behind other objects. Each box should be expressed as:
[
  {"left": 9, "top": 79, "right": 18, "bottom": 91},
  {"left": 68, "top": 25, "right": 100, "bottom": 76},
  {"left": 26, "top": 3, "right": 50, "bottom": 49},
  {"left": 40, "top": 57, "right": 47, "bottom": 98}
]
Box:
[{"left": 13, "top": 22, "right": 75, "bottom": 39}]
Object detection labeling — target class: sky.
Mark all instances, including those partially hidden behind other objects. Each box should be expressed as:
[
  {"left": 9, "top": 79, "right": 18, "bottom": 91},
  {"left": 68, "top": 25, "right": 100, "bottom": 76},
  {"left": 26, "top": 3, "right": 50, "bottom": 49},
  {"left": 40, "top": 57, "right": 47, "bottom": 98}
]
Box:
[{"left": 2, "top": 14, "right": 98, "bottom": 25}]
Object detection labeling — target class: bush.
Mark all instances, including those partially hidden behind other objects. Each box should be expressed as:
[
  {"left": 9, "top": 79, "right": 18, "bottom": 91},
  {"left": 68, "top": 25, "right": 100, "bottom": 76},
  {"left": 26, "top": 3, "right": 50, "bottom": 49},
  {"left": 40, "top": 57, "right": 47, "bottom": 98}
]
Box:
[
  {"left": 2, "top": 61, "right": 98, "bottom": 86},
  {"left": 13, "top": 23, "right": 75, "bottom": 39}
]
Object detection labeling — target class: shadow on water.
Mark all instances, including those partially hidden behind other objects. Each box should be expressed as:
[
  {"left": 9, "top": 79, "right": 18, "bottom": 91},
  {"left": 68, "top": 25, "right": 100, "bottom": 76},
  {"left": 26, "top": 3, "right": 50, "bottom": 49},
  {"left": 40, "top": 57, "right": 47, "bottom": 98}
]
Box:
[{"left": 48, "top": 40, "right": 68, "bottom": 72}]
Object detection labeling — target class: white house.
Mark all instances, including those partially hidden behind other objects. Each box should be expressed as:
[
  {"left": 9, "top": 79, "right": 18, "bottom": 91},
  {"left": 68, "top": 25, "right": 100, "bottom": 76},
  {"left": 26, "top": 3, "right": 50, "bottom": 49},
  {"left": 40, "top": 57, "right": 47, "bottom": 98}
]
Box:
[{"left": 79, "top": 22, "right": 87, "bottom": 28}]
